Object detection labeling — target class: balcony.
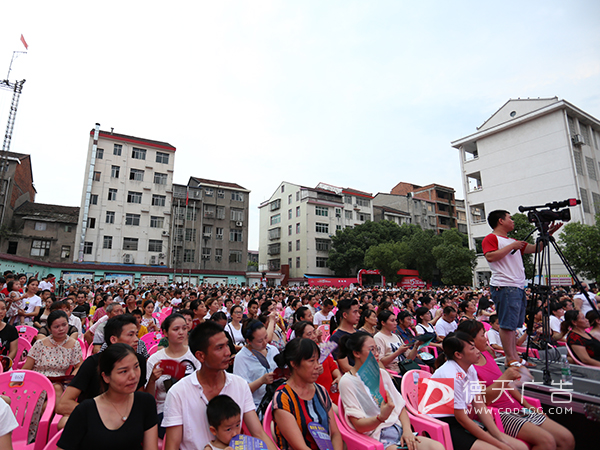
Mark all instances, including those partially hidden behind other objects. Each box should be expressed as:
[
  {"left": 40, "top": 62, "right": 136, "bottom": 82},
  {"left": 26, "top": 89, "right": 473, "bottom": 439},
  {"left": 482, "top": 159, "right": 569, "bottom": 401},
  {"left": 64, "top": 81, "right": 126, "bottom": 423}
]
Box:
[{"left": 466, "top": 172, "right": 482, "bottom": 193}]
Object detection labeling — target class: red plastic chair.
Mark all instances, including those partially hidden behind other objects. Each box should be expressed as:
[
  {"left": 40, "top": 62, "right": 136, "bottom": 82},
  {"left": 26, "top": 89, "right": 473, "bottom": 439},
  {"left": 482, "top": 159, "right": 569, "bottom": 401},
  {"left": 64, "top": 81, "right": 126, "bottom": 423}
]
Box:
[
  {"left": 0, "top": 369, "right": 56, "bottom": 450},
  {"left": 15, "top": 337, "right": 32, "bottom": 370},
  {"left": 42, "top": 429, "right": 62, "bottom": 450},
  {"left": 17, "top": 325, "right": 39, "bottom": 343}
]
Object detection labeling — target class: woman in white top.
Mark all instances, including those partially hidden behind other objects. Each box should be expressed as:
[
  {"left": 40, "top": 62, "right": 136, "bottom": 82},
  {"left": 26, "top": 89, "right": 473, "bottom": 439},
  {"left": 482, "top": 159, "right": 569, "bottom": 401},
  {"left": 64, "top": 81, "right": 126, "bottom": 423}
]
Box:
[
  {"left": 17, "top": 278, "right": 42, "bottom": 325},
  {"left": 145, "top": 313, "right": 200, "bottom": 439},
  {"left": 338, "top": 332, "right": 443, "bottom": 450},
  {"left": 373, "top": 310, "right": 417, "bottom": 374},
  {"left": 226, "top": 305, "right": 245, "bottom": 351},
  {"left": 414, "top": 307, "right": 443, "bottom": 348},
  {"left": 431, "top": 332, "right": 527, "bottom": 450}
]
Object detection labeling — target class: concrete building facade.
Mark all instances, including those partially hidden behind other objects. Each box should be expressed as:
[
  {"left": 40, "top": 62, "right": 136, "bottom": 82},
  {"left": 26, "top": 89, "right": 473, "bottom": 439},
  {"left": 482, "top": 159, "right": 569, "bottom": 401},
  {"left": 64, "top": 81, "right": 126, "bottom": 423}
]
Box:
[
  {"left": 372, "top": 192, "right": 437, "bottom": 231},
  {"left": 451, "top": 97, "right": 600, "bottom": 286},
  {"left": 170, "top": 177, "right": 250, "bottom": 284},
  {"left": 0, "top": 151, "right": 36, "bottom": 234},
  {"left": 75, "top": 128, "right": 176, "bottom": 266},
  {"left": 259, "top": 181, "right": 373, "bottom": 283}
]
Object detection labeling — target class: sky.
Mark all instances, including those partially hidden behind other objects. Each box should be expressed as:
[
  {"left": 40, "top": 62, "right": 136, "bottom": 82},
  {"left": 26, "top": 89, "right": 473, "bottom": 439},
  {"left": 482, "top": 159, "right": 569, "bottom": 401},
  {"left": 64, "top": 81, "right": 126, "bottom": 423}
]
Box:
[{"left": 1, "top": 1, "right": 599, "bottom": 250}]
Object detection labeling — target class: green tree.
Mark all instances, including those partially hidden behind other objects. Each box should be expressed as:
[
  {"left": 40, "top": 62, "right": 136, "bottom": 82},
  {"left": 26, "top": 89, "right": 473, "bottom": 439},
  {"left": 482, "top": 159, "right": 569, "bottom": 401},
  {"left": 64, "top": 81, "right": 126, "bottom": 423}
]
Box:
[
  {"left": 404, "top": 228, "right": 441, "bottom": 282},
  {"left": 558, "top": 214, "right": 600, "bottom": 281},
  {"left": 432, "top": 229, "right": 477, "bottom": 285},
  {"left": 364, "top": 241, "right": 409, "bottom": 284},
  {"left": 507, "top": 213, "right": 536, "bottom": 279}
]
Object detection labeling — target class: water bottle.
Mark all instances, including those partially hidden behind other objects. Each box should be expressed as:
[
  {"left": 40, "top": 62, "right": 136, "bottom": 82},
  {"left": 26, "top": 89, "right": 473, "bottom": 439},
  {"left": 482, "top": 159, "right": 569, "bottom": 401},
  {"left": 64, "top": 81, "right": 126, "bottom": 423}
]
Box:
[{"left": 560, "top": 355, "right": 573, "bottom": 383}]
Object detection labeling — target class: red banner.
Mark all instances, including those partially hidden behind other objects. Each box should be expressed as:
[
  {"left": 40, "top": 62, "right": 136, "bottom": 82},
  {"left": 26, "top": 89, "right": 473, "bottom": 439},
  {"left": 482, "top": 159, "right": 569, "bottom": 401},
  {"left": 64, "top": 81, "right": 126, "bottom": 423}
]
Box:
[{"left": 306, "top": 277, "right": 357, "bottom": 288}]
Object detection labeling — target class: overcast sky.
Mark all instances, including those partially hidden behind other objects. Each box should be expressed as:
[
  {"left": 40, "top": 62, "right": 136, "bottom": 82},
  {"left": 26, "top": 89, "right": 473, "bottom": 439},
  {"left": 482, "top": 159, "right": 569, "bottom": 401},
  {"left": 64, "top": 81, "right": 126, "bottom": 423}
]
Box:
[{"left": 1, "top": 1, "right": 599, "bottom": 250}]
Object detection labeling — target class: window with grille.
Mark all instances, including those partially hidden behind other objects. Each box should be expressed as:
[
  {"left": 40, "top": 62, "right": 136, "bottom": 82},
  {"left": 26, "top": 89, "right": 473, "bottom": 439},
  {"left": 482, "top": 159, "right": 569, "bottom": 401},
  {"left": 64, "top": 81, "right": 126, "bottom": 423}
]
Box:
[
  {"left": 217, "top": 206, "right": 225, "bottom": 219},
  {"left": 270, "top": 199, "right": 281, "bottom": 211},
  {"left": 150, "top": 216, "right": 164, "bottom": 228},
  {"left": 215, "top": 248, "right": 223, "bottom": 262},
  {"left": 296, "top": 206, "right": 300, "bottom": 217},
  {"left": 31, "top": 240, "right": 51, "bottom": 256},
  {"left": 90, "top": 194, "right": 98, "bottom": 205},
  {"left": 103, "top": 236, "right": 112, "bottom": 249},
  {"left": 184, "top": 249, "right": 195, "bottom": 262},
  {"left": 296, "top": 257, "right": 300, "bottom": 268},
  {"left": 123, "top": 238, "right": 138, "bottom": 251},
  {"left": 203, "top": 225, "right": 212, "bottom": 238},
  {"left": 315, "top": 223, "right": 328, "bottom": 233},
  {"left": 130, "top": 169, "right": 144, "bottom": 181},
  {"left": 315, "top": 206, "right": 328, "bottom": 216},
  {"left": 574, "top": 149, "right": 584, "bottom": 175},
  {"left": 315, "top": 239, "right": 330, "bottom": 252},
  {"left": 217, "top": 189, "right": 224, "bottom": 198},
  {"left": 186, "top": 208, "right": 197, "bottom": 221},
  {"left": 127, "top": 191, "right": 142, "bottom": 204},
  {"left": 316, "top": 257, "right": 328, "bottom": 268},
  {"left": 345, "top": 210, "right": 353, "bottom": 220},
  {"left": 132, "top": 148, "right": 146, "bottom": 160},
  {"left": 592, "top": 192, "right": 600, "bottom": 215},
  {"left": 106, "top": 211, "right": 115, "bottom": 224},
  {"left": 152, "top": 195, "right": 166, "bottom": 207},
  {"left": 268, "top": 228, "right": 281, "bottom": 240},
  {"left": 231, "top": 209, "right": 244, "bottom": 222},
  {"left": 229, "top": 250, "right": 242, "bottom": 263},
  {"left": 156, "top": 152, "right": 169, "bottom": 164},
  {"left": 148, "top": 240, "right": 163, "bottom": 252},
  {"left": 580, "top": 188, "right": 590, "bottom": 213},
  {"left": 83, "top": 242, "right": 93, "bottom": 255},
  {"left": 230, "top": 229, "right": 243, "bottom": 242},
  {"left": 231, "top": 192, "right": 243, "bottom": 202},
  {"left": 356, "top": 198, "right": 370, "bottom": 207},
  {"left": 185, "top": 228, "right": 196, "bottom": 241},
  {"left": 153, "top": 173, "right": 167, "bottom": 185},
  {"left": 216, "top": 227, "right": 223, "bottom": 240},
  {"left": 270, "top": 214, "right": 281, "bottom": 225},
  {"left": 579, "top": 121, "right": 591, "bottom": 145},
  {"left": 586, "top": 157, "right": 597, "bottom": 180},
  {"left": 288, "top": 225, "right": 292, "bottom": 235},
  {"left": 288, "top": 241, "right": 292, "bottom": 252},
  {"left": 61, "top": 245, "right": 71, "bottom": 258},
  {"left": 125, "top": 214, "right": 140, "bottom": 226},
  {"left": 34, "top": 222, "right": 47, "bottom": 231},
  {"left": 202, "top": 248, "right": 211, "bottom": 260}
]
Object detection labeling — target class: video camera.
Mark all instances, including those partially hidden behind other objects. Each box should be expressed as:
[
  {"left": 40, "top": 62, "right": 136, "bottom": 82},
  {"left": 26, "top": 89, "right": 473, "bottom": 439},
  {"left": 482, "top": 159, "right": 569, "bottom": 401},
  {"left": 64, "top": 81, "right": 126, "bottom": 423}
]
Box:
[{"left": 518, "top": 198, "right": 580, "bottom": 224}]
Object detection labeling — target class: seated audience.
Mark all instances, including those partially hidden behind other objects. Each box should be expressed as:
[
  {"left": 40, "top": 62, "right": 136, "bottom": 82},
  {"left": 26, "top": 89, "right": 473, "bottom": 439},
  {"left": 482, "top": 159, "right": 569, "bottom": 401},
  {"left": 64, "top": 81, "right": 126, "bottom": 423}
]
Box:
[
  {"left": 562, "top": 309, "right": 600, "bottom": 366},
  {"left": 204, "top": 395, "right": 242, "bottom": 450}
]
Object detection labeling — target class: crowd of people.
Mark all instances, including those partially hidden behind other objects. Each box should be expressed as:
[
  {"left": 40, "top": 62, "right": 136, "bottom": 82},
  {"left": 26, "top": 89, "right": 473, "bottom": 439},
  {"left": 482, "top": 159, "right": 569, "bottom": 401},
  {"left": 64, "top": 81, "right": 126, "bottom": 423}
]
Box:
[{"left": 1, "top": 267, "right": 595, "bottom": 449}]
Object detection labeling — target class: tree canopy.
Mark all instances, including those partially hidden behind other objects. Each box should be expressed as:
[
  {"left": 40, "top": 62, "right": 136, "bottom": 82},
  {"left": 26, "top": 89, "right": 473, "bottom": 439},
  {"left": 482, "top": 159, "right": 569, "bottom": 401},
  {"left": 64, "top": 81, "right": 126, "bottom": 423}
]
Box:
[{"left": 558, "top": 213, "right": 600, "bottom": 282}]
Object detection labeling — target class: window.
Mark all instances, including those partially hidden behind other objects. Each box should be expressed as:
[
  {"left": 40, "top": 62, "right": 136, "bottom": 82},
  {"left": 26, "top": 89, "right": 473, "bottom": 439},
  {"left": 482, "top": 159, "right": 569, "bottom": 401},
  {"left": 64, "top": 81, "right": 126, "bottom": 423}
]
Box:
[
  {"left": 296, "top": 240, "right": 300, "bottom": 251},
  {"left": 336, "top": 225, "right": 342, "bottom": 231},
  {"left": 216, "top": 227, "right": 224, "bottom": 240},
  {"left": 108, "top": 188, "right": 117, "bottom": 201},
  {"left": 335, "top": 208, "right": 341, "bottom": 218},
  {"left": 127, "top": 191, "right": 142, "bottom": 204},
  {"left": 315, "top": 223, "right": 329, "bottom": 233},
  {"left": 150, "top": 216, "right": 164, "bottom": 228},
  {"left": 231, "top": 209, "right": 244, "bottom": 222},
  {"left": 580, "top": 188, "right": 591, "bottom": 213},
  {"left": 288, "top": 194, "right": 292, "bottom": 204},
  {"left": 93, "top": 171, "right": 101, "bottom": 181},
  {"left": 296, "top": 223, "right": 300, "bottom": 234},
  {"left": 316, "top": 257, "right": 328, "bottom": 268},
  {"left": 270, "top": 214, "right": 281, "bottom": 225},
  {"left": 268, "top": 243, "right": 280, "bottom": 255},
  {"left": 128, "top": 168, "right": 143, "bottom": 181},
  {"left": 586, "top": 157, "right": 597, "bottom": 180},
  {"left": 288, "top": 209, "right": 292, "bottom": 220},
  {"left": 152, "top": 194, "right": 166, "bottom": 207},
  {"left": 315, "top": 206, "right": 328, "bottom": 216},
  {"left": 229, "top": 250, "right": 242, "bottom": 263},
  {"left": 96, "top": 148, "right": 104, "bottom": 159},
  {"left": 344, "top": 195, "right": 352, "bottom": 204},
  {"left": 205, "top": 188, "right": 214, "bottom": 197},
  {"left": 288, "top": 241, "right": 292, "bottom": 252},
  {"left": 358, "top": 213, "right": 370, "bottom": 222},
  {"left": 593, "top": 192, "right": 600, "bottom": 215},
  {"left": 184, "top": 249, "right": 195, "bottom": 262},
  {"left": 125, "top": 213, "right": 140, "bottom": 226},
  {"left": 34, "top": 222, "right": 47, "bottom": 231},
  {"left": 270, "top": 199, "right": 281, "bottom": 211},
  {"left": 296, "top": 206, "right": 300, "bottom": 217},
  {"left": 573, "top": 149, "right": 584, "bottom": 175},
  {"left": 153, "top": 172, "right": 167, "bottom": 185},
  {"left": 186, "top": 208, "right": 197, "bottom": 221},
  {"left": 288, "top": 225, "right": 292, "bottom": 236},
  {"left": 474, "top": 237, "right": 484, "bottom": 255},
  {"left": 106, "top": 211, "right": 115, "bottom": 224},
  {"left": 230, "top": 229, "right": 243, "bottom": 242},
  {"left": 132, "top": 147, "right": 146, "bottom": 160},
  {"left": 315, "top": 239, "right": 330, "bottom": 252},
  {"left": 202, "top": 248, "right": 211, "bottom": 260},
  {"left": 113, "top": 144, "right": 122, "bottom": 156},
  {"left": 204, "top": 204, "right": 215, "bottom": 218},
  {"left": 61, "top": 245, "right": 71, "bottom": 258},
  {"left": 148, "top": 240, "right": 163, "bottom": 252},
  {"left": 215, "top": 248, "right": 223, "bottom": 262},
  {"left": 31, "top": 240, "right": 51, "bottom": 256},
  {"left": 268, "top": 227, "right": 281, "bottom": 240},
  {"left": 185, "top": 228, "right": 196, "bottom": 242},
  {"left": 111, "top": 165, "right": 120, "bottom": 178},
  {"left": 231, "top": 192, "right": 243, "bottom": 202},
  {"left": 83, "top": 242, "right": 93, "bottom": 255},
  {"left": 296, "top": 257, "right": 300, "bottom": 268},
  {"left": 345, "top": 210, "right": 353, "bottom": 220},
  {"left": 268, "top": 259, "right": 280, "bottom": 271},
  {"left": 202, "top": 225, "right": 212, "bottom": 238},
  {"left": 174, "top": 228, "right": 183, "bottom": 242},
  {"left": 87, "top": 217, "right": 96, "bottom": 229},
  {"left": 288, "top": 258, "right": 292, "bottom": 267},
  {"left": 296, "top": 191, "right": 300, "bottom": 201},
  {"left": 217, "top": 189, "right": 225, "bottom": 198},
  {"left": 123, "top": 237, "right": 139, "bottom": 251},
  {"left": 281, "top": 185, "right": 285, "bottom": 193},
  {"left": 103, "top": 236, "right": 112, "bottom": 249},
  {"left": 216, "top": 206, "right": 225, "bottom": 219},
  {"left": 156, "top": 152, "right": 169, "bottom": 164},
  {"left": 356, "top": 197, "right": 370, "bottom": 207},
  {"left": 90, "top": 194, "right": 98, "bottom": 205}
]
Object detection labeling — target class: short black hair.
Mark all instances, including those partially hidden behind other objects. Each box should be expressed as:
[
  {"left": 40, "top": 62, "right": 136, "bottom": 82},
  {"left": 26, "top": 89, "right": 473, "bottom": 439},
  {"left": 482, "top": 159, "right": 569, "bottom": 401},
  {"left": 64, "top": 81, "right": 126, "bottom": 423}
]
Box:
[
  {"left": 104, "top": 314, "right": 137, "bottom": 344},
  {"left": 274, "top": 338, "right": 319, "bottom": 372},
  {"left": 206, "top": 395, "right": 241, "bottom": 428},
  {"left": 487, "top": 210, "right": 510, "bottom": 229},
  {"left": 189, "top": 320, "right": 225, "bottom": 356}
]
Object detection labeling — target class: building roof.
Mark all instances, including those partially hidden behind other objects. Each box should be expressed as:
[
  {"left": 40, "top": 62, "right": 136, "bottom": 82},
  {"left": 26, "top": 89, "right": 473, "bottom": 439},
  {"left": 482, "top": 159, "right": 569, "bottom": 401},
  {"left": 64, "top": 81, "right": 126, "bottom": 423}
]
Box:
[
  {"left": 477, "top": 97, "right": 559, "bottom": 131},
  {"left": 1, "top": 151, "right": 29, "bottom": 161},
  {"left": 14, "top": 201, "right": 79, "bottom": 223},
  {"left": 189, "top": 177, "right": 249, "bottom": 192},
  {"left": 91, "top": 129, "right": 176, "bottom": 151},
  {"left": 374, "top": 205, "right": 410, "bottom": 216}
]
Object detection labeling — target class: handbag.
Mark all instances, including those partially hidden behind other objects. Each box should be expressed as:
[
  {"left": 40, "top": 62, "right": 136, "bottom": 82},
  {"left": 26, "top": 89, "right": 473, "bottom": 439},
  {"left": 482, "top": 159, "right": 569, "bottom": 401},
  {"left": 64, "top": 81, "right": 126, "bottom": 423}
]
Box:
[{"left": 397, "top": 358, "right": 421, "bottom": 375}]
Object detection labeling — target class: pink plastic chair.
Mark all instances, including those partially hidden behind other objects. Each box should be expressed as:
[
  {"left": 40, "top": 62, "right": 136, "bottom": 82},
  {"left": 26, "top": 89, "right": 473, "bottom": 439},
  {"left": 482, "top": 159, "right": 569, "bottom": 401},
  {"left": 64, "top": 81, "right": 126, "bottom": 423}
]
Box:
[
  {"left": 42, "top": 430, "right": 62, "bottom": 450},
  {"left": 17, "top": 325, "right": 39, "bottom": 343},
  {"left": 140, "top": 331, "right": 163, "bottom": 348},
  {"left": 482, "top": 321, "right": 492, "bottom": 332},
  {"left": 15, "top": 336, "right": 32, "bottom": 370},
  {"left": 262, "top": 403, "right": 281, "bottom": 449},
  {"left": 0, "top": 369, "right": 56, "bottom": 450},
  {"left": 148, "top": 344, "right": 159, "bottom": 356}
]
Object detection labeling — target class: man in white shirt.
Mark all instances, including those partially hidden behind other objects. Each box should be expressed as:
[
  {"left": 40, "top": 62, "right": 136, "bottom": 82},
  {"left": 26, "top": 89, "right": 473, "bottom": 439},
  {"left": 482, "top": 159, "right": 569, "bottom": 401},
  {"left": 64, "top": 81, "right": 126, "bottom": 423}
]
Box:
[
  {"left": 573, "top": 283, "right": 599, "bottom": 318},
  {"left": 38, "top": 274, "right": 54, "bottom": 292},
  {"left": 486, "top": 315, "right": 503, "bottom": 351},
  {"left": 435, "top": 306, "right": 458, "bottom": 338},
  {"left": 163, "top": 321, "right": 276, "bottom": 450},
  {"left": 313, "top": 299, "right": 334, "bottom": 326}
]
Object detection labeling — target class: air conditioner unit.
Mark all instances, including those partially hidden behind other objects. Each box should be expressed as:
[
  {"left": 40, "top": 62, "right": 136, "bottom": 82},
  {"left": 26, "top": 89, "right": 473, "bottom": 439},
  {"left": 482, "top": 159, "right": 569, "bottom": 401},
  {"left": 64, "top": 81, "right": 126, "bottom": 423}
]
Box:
[
  {"left": 162, "top": 231, "right": 169, "bottom": 236},
  {"left": 150, "top": 256, "right": 157, "bottom": 264},
  {"left": 236, "top": 221, "right": 243, "bottom": 227},
  {"left": 123, "top": 254, "right": 132, "bottom": 264},
  {"left": 203, "top": 233, "right": 212, "bottom": 238},
  {"left": 202, "top": 255, "right": 210, "bottom": 260},
  {"left": 572, "top": 134, "right": 585, "bottom": 146},
  {"left": 158, "top": 253, "right": 166, "bottom": 259}
]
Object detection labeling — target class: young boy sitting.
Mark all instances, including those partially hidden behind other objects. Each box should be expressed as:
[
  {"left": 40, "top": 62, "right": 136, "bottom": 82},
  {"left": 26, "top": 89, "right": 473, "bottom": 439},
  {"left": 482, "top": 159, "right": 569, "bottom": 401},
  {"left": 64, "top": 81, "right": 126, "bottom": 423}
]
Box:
[
  {"left": 486, "top": 314, "right": 503, "bottom": 351},
  {"left": 205, "top": 394, "right": 241, "bottom": 450}
]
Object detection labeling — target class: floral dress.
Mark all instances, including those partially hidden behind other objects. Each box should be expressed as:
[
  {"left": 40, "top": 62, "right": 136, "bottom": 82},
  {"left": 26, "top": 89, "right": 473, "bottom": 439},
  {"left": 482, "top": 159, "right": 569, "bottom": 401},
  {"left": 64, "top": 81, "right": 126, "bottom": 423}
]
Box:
[{"left": 28, "top": 339, "right": 83, "bottom": 377}]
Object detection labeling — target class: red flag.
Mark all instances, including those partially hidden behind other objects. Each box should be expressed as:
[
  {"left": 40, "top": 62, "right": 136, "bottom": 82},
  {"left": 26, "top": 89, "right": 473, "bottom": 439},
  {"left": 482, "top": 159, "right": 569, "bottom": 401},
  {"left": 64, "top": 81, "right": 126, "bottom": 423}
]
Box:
[
  {"left": 186, "top": 186, "right": 189, "bottom": 206},
  {"left": 20, "top": 34, "right": 28, "bottom": 50}
]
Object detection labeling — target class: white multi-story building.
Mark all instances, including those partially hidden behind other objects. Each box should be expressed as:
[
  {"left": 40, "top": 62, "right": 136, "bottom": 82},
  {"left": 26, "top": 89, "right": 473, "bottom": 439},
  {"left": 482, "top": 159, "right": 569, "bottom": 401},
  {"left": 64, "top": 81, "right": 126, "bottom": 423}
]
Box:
[
  {"left": 258, "top": 181, "right": 373, "bottom": 284},
  {"left": 75, "top": 127, "right": 176, "bottom": 265},
  {"left": 451, "top": 97, "right": 600, "bottom": 286}
]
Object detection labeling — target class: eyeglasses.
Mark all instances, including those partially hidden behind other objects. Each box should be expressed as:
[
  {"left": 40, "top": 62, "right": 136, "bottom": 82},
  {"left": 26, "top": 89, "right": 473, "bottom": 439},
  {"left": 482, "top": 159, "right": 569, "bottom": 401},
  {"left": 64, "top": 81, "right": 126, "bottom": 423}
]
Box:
[{"left": 366, "top": 346, "right": 380, "bottom": 355}]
